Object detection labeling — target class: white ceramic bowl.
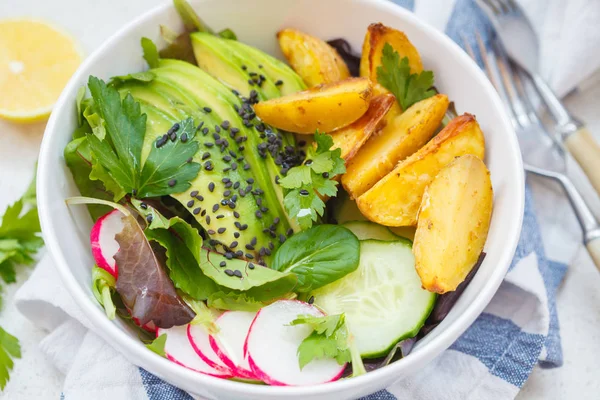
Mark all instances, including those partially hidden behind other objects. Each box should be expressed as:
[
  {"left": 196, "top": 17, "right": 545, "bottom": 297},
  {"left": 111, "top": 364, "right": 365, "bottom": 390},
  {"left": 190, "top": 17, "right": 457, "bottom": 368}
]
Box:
[{"left": 37, "top": 0, "right": 524, "bottom": 398}]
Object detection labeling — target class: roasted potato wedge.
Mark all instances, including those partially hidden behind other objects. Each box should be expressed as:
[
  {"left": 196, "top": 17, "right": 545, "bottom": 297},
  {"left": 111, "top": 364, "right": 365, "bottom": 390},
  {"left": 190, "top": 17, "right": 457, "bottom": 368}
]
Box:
[
  {"left": 342, "top": 94, "right": 449, "bottom": 198},
  {"left": 253, "top": 77, "right": 373, "bottom": 134},
  {"left": 329, "top": 94, "right": 395, "bottom": 161},
  {"left": 360, "top": 23, "right": 423, "bottom": 82},
  {"left": 356, "top": 114, "right": 485, "bottom": 226},
  {"left": 414, "top": 155, "right": 493, "bottom": 293},
  {"left": 278, "top": 28, "right": 351, "bottom": 87}
]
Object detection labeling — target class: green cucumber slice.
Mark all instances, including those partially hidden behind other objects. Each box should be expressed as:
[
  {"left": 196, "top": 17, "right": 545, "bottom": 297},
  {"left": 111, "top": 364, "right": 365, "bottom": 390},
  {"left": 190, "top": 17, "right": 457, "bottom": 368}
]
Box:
[
  {"left": 343, "top": 221, "right": 409, "bottom": 243},
  {"left": 311, "top": 239, "right": 436, "bottom": 358}
]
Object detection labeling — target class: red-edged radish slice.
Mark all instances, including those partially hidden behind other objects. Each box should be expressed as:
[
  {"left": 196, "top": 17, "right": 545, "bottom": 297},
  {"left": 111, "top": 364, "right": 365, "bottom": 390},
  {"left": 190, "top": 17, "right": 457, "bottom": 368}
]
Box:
[
  {"left": 209, "top": 311, "right": 257, "bottom": 379},
  {"left": 90, "top": 209, "right": 124, "bottom": 277},
  {"left": 157, "top": 325, "right": 231, "bottom": 378},
  {"left": 188, "top": 323, "right": 232, "bottom": 374},
  {"left": 246, "top": 300, "right": 346, "bottom": 386}
]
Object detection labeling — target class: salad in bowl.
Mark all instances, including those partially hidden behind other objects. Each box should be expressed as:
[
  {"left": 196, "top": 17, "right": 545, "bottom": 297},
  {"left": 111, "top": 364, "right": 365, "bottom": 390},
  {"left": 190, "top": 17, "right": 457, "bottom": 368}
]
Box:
[{"left": 62, "top": 0, "right": 494, "bottom": 387}]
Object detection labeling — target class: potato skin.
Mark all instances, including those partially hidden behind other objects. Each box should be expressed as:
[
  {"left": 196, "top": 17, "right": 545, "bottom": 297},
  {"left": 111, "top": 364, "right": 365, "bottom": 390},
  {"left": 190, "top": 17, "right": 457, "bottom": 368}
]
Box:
[
  {"left": 329, "top": 93, "right": 395, "bottom": 161},
  {"left": 413, "top": 155, "right": 493, "bottom": 293},
  {"left": 356, "top": 114, "right": 485, "bottom": 226},
  {"left": 360, "top": 23, "right": 423, "bottom": 82},
  {"left": 278, "top": 28, "right": 351, "bottom": 87},
  {"left": 253, "top": 77, "right": 373, "bottom": 134},
  {"left": 342, "top": 94, "right": 449, "bottom": 199}
]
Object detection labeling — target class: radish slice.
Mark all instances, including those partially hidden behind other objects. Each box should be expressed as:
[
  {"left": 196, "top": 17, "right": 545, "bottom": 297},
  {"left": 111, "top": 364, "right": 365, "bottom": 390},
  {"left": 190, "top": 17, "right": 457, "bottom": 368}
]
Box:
[
  {"left": 157, "top": 325, "right": 231, "bottom": 378},
  {"left": 209, "top": 311, "right": 257, "bottom": 379},
  {"left": 188, "top": 323, "right": 232, "bottom": 374},
  {"left": 90, "top": 209, "right": 124, "bottom": 277},
  {"left": 246, "top": 300, "right": 346, "bottom": 386}
]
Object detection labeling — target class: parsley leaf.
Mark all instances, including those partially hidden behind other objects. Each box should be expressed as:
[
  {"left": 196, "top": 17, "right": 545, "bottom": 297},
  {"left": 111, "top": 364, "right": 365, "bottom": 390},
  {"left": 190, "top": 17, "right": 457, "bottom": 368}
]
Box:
[
  {"left": 290, "top": 313, "right": 366, "bottom": 375},
  {"left": 376, "top": 43, "right": 435, "bottom": 110},
  {"left": 0, "top": 326, "right": 21, "bottom": 390},
  {"left": 280, "top": 133, "right": 345, "bottom": 230},
  {"left": 0, "top": 174, "right": 43, "bottom": 389},
  {"left": 85, "top": 77, "right": 201, "bottom": 199},
  {"left": 146, "top": 333, "right": 167, "bottom": 358}
]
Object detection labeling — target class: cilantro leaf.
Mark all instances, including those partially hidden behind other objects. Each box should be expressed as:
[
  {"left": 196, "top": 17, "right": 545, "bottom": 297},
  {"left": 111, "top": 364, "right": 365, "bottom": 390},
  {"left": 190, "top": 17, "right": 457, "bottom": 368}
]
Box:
[
  {"left": 376, "top": 43, "right": 435, "bottom": 110},
  {"left": 85, "top": 77, "right": 200, "bottom": 199},
  {"left": 290, "top": 314, "right": 351, "bottom": 369},
  {"left": 141, "top": 37, "right": 160, "bottom": 69},
  {"left": 281, "top": 133, "right": 346, "bottom": 230},
  {"left": 0, "top": 326, "right": 21, "bottom": 389},
  {"left": 146, "top": 333, "right": 167, "bottom": 358}
]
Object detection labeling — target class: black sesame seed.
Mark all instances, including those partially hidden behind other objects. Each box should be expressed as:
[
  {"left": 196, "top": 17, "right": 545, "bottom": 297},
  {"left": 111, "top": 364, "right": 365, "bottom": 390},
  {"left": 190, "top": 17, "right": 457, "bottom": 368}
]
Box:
[
  {"left": 223, "top": 155, "right": 232, "bottom": 162},
  {"left": 275, "top": 79, "right": 283, "bottom": 86},
  {"left": 221, "top": 121, "right": 230, "bottom": 129},
  {"left": 196, "top": 121, "right": 204, "bottom": 130},
  {"left": 233, "top": 182, "right": 240, "bottom": 189},
  {"left": 233, "top": 211, "right": 240, "bottom": 218},
  {"left": 201, "top": 209, "right": 207, "bottom": 216},
  {"left": 187, "top": 200, "right": 195, "bottom": 208},
  {"left": 268, "top": 242, "right": 274, "bottom": 250},
  {"left": 208, "top": 182, "right": 215, "bottom": 192},
  {"left": 203, "top": 106, "right": 212, "bottom": 113},
  {"left": 221, "top": 199, "right": 229, "bottom": 206},
  {"left": 218, "top": 227, "right": 226, "bottom": 234},
  {"left": 146, "top": 214, "right": 153, "bottom": 223},
  {"left": 140, "top": 202, "right": 147, "bottom": 209},
  {"left": 207, "top": 229, "right": 216, "bottom": 235},
  {"left": 204, "top": 142, "right": 214, "bottom": 148},
  {"left": 216, "top": 214, "right": 224, "bottom": 219},
  {"left": 215, "top": 125, "right": 221, "bottom": 133},
  {"left": 241, "top": 65, "right": 247, "bottom": 70},
  {"left": 299, "top": 189, "right": 309, "bottom": 196},
  {"left": 287, "top": 228, "right": 294, "bottom": 236},
  {"left": 259, "top": 248, "right": 265, "bottom": 257},
  {"left": 264, "top": 248, "right": 271, "bottom": 256},
  {"left": 231, "top": 127, "right": 239, "bottom": 134},
  {"left": 246, "top": 253, "right": 254, "bottom": 259},
  {"left": 251, "top": 237, "right": 257, "bottom": 246},
  {"left": 230, "top": 241, "right": 238, "bottom": 248},
  {"left": 196, "top": 195, "right": 204, "bottom": 201},
  {"left": 308, "top": 296, "right": 315, "bottom": 304},
  {"left": 225, "top": 252, "right": 233, "bottom": 260},
  {"left": 279, "top": 234, "right": 286, "bottom": 243},
  {"left": 186, "top": 157, "right": 193, "bottom": 163},
  {"left": 273, "top": 217, "right": 280, "bottom": 224},
  {"left": 228, "top": 201, "right": 236, "bottom": 209},
  {"left": 243, "top": 163, "right": 251, "bottom": 170},
  {"left": 220, "top": 261, "right": 227, "bottom": 267},
  {"left": 248, "top": 263, "right": 255, "bottom": 270},
  {"left": 209, "top": 239, "right": 218, "bottom": 246},
  {"left": 234, "top": 232, "right": 240, "bottom": 238},
  {"left": 240, "top": 223, "right": 248, "bottom": 230},
  {"left": 168, "top": 179, "right": 177, "bottom": 187},
  {"left": 205, "top": 162, "right": 214, "bottom": 171},
  {"left": 225, "top": 181, "right": 233, "bottom": 188},
  {"left": 202, "top": 127, "right": 209, "bottom": 135},
  {"left": 235, "top": 221, "right": 242, "bottom": 229},
  {"left": 180, "top": 133, "right": 188, "bottom": 142},
  {"left": 224, "top": 190, "right": 231, "bottom": 197},
  {"left": 304, "top": 159, "right": 313, "bottom": 166},
  {"left": 246, "top": 244, "right": 255, "bottom": 250},
  {"left": 224, "top": 269, "right": 234, "bottom": 276},
  {"left": 212, "top": 204, "right": 219, "bottom": 212},
  {"left": 206, "top": 215, "right": 211, "bottom": 224},
  {"left": 233, "top": 270, "right": 243, "bottom": 278},
  {"left": 322, "top": 172, "right": 330, "bottom": 178}
]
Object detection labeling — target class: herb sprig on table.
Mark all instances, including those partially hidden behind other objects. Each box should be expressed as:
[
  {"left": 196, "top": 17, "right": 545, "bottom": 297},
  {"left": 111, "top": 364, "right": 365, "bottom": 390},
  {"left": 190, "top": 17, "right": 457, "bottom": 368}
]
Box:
[{"left": 0, "top": 175, "right": 43, "bottom": 389}]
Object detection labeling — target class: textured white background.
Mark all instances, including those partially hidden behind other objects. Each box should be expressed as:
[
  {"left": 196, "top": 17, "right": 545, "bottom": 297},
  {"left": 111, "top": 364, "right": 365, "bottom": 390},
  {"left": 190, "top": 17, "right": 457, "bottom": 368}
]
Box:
[{"left": 1, "top": 0, "right": 600, "bottom": 398}]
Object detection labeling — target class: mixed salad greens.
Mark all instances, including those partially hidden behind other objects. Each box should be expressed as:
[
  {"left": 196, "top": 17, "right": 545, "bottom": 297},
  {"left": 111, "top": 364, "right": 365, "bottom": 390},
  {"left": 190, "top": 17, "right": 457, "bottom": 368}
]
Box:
[{"left": 64, "top": 0, "right": 492, "bottom": 386}]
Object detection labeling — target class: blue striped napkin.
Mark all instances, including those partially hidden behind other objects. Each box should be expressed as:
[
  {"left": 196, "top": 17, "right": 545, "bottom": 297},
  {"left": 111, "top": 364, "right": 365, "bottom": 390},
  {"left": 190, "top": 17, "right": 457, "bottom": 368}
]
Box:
[{"left": 14, "top": 1, "right": 570, "bottom": 399}]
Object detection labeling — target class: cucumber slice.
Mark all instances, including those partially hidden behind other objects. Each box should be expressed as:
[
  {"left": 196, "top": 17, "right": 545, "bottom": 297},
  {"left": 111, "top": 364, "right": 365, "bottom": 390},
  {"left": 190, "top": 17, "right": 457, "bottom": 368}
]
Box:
[
  {"left": 343, "top": 221, "right": 409, "bottom": 242},
  {"left": 311, "top": 240, "right": 436, "bottom": 358}
]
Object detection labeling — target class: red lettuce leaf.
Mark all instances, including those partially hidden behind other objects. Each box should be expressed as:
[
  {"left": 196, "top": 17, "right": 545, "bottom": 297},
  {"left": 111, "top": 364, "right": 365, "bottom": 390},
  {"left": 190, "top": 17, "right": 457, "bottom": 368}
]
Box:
[{"left": 114, "top": 213, "right": 195, "bottom": 328}]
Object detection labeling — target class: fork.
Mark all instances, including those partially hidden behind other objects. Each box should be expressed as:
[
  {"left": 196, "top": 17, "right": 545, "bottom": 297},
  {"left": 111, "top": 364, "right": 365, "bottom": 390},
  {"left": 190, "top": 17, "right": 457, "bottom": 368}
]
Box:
[
  {"left": 463, "top": 33, "right": 600, "bottom": 271},
  {"left": 475, "top": 0, "right": 600, "bottom": 197}
]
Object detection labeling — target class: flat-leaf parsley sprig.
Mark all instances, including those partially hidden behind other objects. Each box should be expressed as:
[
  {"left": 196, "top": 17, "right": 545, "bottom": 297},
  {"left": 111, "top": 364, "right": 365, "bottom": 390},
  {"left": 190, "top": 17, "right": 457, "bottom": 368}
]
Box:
[
  {"left": 280, "top": 133, "right": 345, "bottom": 230},
  {"left": 376, "top": 42, "right": 435, "bottom": 110}
]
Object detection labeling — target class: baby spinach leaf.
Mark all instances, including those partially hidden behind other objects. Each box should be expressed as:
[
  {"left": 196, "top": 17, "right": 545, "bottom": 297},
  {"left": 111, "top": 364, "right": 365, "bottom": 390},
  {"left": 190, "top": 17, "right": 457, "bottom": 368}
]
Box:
[
  {"left": 146, "top": 333, "right": 167, "bottom": 358},
  {"left": 271, "top": 225, "right": 360, "bottom": 292}
]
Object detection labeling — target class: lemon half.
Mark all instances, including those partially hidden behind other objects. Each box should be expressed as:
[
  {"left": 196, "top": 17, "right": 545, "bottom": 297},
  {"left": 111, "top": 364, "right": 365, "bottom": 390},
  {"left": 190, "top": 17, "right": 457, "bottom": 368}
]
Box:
[{"left": 0, "top": 19, "right": 82, "bottom": 122}]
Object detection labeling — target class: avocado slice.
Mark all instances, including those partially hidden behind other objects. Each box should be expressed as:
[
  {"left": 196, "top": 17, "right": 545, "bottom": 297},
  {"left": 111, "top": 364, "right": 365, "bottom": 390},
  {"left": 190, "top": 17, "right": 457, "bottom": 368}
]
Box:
[
  {"left": 190, "top": 32, "right": 306, "bottom": 99},
  {"left": 115, "top": 59, "right": 297, "bottom": 264}
]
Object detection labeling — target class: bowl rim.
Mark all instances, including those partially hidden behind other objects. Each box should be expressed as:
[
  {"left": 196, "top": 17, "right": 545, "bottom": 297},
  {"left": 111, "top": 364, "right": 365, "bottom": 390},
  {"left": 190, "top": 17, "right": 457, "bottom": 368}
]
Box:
[{"left": 37, "top": 0, "right": 524, "bottom": 396}]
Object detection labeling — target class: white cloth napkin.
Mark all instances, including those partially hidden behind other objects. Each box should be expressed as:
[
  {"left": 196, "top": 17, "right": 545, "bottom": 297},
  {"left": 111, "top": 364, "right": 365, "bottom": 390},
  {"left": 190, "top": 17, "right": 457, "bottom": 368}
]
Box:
[{"left": 12, "top": 0, "right": 600, "bottom": 399}]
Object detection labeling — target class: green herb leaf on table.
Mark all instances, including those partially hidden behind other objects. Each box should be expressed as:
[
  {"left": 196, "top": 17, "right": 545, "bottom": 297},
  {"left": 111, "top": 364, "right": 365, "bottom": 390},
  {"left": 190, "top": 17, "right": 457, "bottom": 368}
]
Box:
[
  {"left": 85, "top": 77, "right": 200, "bottom": 200},
  {"left": 141, "top": 37, "right": 160, "bottom": 69},
  {"left": 271, "top": 224, "right": 359, "bottom": 293},
  {"left": 0, "top": 326, "right": 21, "bottom": 390},
  {"left": 376, "top": 42, "right": 435, "bottom": 110},
  {"left": 280, "top": 133, "right": 345, "bottom": 230},
  {"left": 146, "top": 333, "right": 167, "bottom": 358}
]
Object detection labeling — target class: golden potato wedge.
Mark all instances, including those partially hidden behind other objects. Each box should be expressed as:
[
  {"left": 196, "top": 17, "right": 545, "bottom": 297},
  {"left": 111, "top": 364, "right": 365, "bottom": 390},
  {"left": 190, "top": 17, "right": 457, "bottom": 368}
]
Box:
[
  {"left": 356, "top": 114, "right": 486, "bottom": 226},
  {"left": 329, "top": 93, "right": 395, "bottom": 161},
  {"left": 414, "top": 155, "right": 493, "bottom": 293},
  {"left": 278, "top": 28, "right": 351, "bottom": 87},
  {"left": 342, "top": 94, "right": 449, "bottom": 199},
  {"left": 253, "top": 77, "right": 373, "bottom": 134},
  {"left": 360, "top": 23, "right": 423, "bottom": 81}
]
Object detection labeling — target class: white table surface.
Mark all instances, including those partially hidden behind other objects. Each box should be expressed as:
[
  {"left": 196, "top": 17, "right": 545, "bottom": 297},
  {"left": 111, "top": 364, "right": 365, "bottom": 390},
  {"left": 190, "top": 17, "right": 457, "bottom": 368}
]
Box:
[{"left": 1, "top": 0, "right": 600, "bottom": 398}]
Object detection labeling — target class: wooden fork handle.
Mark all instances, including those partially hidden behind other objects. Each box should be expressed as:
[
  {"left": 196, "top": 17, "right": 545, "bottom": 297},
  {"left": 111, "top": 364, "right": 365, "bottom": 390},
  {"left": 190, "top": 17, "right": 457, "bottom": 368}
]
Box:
[
  {"left": 586, "top": 236, "right": 600, "bottom": 272},
  {"left": 564, "top": 126, "right": 600, "bottom": 196}
]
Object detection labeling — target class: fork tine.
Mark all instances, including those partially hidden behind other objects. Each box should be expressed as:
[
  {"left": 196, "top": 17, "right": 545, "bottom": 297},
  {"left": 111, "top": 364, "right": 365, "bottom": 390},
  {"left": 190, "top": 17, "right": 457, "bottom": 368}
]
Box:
[{"left": 490, "top": 38, "right": 535, "bottom": 128}]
